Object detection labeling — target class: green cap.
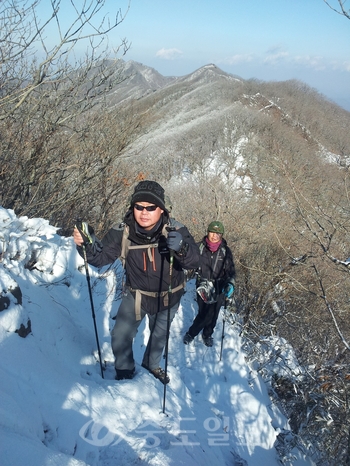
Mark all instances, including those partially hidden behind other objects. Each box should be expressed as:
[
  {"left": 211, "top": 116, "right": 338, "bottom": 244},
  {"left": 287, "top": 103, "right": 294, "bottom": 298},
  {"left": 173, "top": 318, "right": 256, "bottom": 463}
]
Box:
[{"left": 207, "top": 221, "right": 224, "bottom": 235}]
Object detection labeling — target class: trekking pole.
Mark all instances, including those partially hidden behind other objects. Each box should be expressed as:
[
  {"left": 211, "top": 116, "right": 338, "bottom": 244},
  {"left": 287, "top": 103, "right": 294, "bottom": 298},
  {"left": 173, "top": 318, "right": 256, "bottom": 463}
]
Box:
[
  {"left": 219, "top": 298, "right": 227, "bottom": 362},
  {"left": 76, "top": 220, "right": 104, "bottom": 379},
  {"left": 162, "top": 248, "right": 174, "bottom": 414}
]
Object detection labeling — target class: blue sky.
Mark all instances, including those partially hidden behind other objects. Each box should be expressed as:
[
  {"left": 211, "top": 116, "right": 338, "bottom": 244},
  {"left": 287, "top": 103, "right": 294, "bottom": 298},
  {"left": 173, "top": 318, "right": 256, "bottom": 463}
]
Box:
[{"left": 108, "top": 0, "right": 350, "bottom": 111}]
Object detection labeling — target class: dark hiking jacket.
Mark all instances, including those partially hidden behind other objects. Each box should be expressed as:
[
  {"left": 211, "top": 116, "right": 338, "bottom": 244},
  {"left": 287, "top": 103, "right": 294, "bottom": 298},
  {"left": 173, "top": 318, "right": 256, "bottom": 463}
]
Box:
[
  {"left": 77, "top": 210, "right": 200, "bottom": 314},
  {"left": 196, "top": 237, "right": 236, "bottom": 296}
]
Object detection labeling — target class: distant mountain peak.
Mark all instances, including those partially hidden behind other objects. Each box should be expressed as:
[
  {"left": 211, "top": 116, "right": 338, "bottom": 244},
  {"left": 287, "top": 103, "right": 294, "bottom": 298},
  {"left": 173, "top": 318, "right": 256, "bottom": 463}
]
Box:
[{"left": 180, "top": 63, "right": 243, "bottom": 85}]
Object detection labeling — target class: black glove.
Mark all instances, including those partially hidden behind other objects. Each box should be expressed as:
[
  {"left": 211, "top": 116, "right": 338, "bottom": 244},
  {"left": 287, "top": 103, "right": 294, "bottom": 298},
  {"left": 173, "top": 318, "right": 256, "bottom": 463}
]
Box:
[{"left": 166, "top": 230, "right": 183, "bottom": 252}]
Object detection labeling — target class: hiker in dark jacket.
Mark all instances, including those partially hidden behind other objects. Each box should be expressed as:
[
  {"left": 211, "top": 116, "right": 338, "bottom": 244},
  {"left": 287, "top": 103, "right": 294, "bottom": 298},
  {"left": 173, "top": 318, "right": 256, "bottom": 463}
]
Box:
[
  {"left": 183, "top": 221, "right": 235, "bottom": 347},
  {"left": 73, "top": 180, "right": 199, "bottom": 384}
]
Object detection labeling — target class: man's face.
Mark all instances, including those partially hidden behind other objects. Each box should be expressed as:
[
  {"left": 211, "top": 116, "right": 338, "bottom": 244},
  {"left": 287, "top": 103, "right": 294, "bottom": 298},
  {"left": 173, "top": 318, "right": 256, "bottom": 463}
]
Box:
[{"left": 133, "top": 202, "right": 164, "bottom": 230}]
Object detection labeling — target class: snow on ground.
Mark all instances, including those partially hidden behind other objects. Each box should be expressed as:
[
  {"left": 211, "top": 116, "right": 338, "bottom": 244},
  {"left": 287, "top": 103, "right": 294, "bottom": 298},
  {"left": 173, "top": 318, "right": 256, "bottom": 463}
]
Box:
[{"left": 0, "top": 207, "right": 315, "bottom": 465}]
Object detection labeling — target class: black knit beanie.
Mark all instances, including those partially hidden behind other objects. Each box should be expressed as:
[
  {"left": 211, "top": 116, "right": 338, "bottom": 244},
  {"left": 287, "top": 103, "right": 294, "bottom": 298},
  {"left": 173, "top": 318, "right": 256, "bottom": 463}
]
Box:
[{"left": 131, "top": 180, "right": 166, "bottom": 211}]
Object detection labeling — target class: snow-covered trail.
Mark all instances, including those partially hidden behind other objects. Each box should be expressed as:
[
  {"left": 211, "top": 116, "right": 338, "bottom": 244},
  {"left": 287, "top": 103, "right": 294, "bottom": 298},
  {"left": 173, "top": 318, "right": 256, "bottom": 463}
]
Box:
[{"left": 0, "top": 207, "right": 313, "bottom": 465}]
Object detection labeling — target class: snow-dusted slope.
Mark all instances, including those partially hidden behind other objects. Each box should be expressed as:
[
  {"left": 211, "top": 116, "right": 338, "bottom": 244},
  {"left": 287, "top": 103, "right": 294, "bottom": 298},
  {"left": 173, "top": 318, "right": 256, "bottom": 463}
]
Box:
[{"left": 0, "top": 207, "right": 314, "bottom": 465}]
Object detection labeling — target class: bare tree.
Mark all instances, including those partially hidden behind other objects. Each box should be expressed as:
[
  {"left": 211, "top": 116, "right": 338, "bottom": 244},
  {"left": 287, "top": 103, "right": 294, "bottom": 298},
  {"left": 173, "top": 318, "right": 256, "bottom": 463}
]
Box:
[
  {"left": 324, "top": 0, "right": 350, "bottom": 19},
  {"left": 0, "top": 0, "right": 144, "bottom": 232},
  {"left": 230, "top": 111, "right": 350, "bottom": 463},
  {"left": 0, "top": 0, "right": 130, "bottom": 119}
]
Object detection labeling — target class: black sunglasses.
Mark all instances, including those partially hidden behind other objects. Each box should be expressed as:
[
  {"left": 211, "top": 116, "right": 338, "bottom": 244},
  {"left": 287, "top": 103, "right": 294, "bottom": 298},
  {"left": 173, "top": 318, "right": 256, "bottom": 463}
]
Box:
[{"left": 134, "top": 204, "right": 158, "bottom": 212}]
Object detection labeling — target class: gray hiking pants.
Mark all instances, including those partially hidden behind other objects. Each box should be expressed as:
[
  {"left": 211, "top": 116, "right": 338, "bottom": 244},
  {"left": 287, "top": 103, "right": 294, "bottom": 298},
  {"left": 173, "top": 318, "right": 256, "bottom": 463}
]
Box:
[{"left": 111, "top": 289, "right": 178, "bottom": 371}]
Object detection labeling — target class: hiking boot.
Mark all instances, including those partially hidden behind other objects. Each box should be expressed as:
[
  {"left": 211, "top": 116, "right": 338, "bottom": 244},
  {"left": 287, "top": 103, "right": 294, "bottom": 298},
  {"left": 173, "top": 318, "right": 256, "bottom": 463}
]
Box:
[
  {"left": 183, "top": 332, "right": 194, "bottom": 345},
  {"left": 115, "top": 368, "right": 135, "bottom": 380},
  {"left": 202, "top": 335, "right": 213, "bottom": 347},
  {"left": 141, "top": 363, "right": 170, "bottom": 385}
]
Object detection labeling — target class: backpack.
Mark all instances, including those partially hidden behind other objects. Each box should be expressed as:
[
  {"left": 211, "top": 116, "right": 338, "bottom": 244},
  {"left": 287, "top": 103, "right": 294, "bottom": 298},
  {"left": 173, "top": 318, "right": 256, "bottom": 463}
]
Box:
[
  {"left": 117, "top": 218, "right": 186, "bottom": 319},
  {"left": 118, "top": 218, "right": 183, "bottom": 269},
  {"left": 195, "top": 242, "right": 227, "bottom": 301},
  {"left": 184, "top": 242, "right": 227, "bottom": 283}
]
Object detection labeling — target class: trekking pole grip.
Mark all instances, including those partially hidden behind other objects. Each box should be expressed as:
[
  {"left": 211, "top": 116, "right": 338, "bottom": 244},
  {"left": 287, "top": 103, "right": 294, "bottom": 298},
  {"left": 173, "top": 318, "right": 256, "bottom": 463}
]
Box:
[{"left": 75, "top": 218, "right": 93, "bottom": 246}]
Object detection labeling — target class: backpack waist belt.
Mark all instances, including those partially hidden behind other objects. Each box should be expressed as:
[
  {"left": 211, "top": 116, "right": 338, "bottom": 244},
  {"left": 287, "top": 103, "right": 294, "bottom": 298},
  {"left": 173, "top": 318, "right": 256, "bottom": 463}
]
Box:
[{"left": 130, "top": 283, "right": 185, "bottom": 320}]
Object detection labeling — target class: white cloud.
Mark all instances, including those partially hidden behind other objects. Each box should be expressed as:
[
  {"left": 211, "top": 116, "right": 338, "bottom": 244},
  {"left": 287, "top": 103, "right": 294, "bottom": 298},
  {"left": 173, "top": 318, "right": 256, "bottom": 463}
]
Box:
[
  {"left": 215, "top": 44, "right": 350, "bottom": 76},
  {"left": 263, "top": 46, "right": 342, "bottom": 72},
  {"left": 264, "top": 46, "right": 289, "bottom": 65},
  {"left": 292, "top": 55, "right": 326, "bottom": 70},
  {"left": 264, "top": 52, "right": 289, "bottom": 65},
  {"left": 263, "top": 51, "right": 289, "bottom": 65},
  {"left": 156, "top": 47, "right": 183, "bottom": 60}
]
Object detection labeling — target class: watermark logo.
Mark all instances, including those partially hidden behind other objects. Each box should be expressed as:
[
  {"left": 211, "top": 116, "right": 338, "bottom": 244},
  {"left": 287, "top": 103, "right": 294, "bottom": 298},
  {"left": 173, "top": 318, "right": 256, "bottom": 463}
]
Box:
[
  {"left": 79, "top": 420, "right": 124, "bottom": 447},
  {"left": 79, "top": 416, "right": 231, "bottom": 448}
]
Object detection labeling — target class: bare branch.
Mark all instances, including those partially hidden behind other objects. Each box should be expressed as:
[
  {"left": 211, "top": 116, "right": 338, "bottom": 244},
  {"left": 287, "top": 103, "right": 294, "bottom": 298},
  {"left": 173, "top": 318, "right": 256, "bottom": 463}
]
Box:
[
  {"left": 0, "top": 0, "right": 131, "bottom": 118},
  {"left": 323, "top": 0, "right": 350, "bottom": 20},
  {"left": 313, "top": 264, "right": 350, "bottom": 350}
]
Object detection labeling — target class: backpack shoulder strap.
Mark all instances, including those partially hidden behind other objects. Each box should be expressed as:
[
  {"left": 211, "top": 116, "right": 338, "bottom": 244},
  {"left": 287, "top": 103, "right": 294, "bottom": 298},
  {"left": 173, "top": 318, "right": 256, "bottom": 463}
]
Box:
[
  {"left": 119, "top": 218, "right": 185, "bottom": 269},
  {"left": 119, "top": 223, "right": 165, "bottom": 268},
  {"left": 197, "top": 242, "right": 226, "bottom": 282},
  {"left": 119, "top": 224, "right": 130, "bottom": 269}
]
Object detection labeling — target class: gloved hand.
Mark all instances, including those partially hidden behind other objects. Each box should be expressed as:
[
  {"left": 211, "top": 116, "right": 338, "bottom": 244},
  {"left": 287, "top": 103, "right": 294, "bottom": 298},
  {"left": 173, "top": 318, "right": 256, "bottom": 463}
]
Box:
[
  {"left": 222, "top": 283, "right": 234, "bottom": 298},
  {"left": 75, "top": 220, "right": 94, "bottom": 245},
  {"left": 74, "top": 220, "right": 103, "bottom": 253},
  {"left": 166, "top": 230, "right": 183, "bottom": 252}
]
